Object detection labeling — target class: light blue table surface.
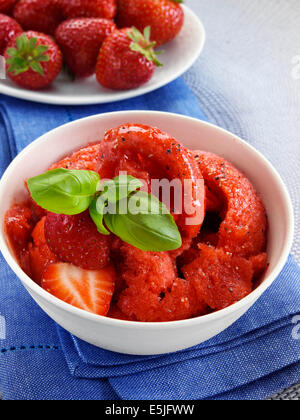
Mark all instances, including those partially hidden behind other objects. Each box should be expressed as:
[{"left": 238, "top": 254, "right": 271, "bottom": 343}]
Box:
[
  {"left": 186, "top": 1, "right": 300, "bottom": 398},
  {"left": 185, "top": 0, "right": 300, "bottom": 264}
]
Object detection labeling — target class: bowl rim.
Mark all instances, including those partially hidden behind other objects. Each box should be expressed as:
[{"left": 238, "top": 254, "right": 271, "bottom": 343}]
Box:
[{"left": 0, "top": 110, "right": 294, "bottom": 330}]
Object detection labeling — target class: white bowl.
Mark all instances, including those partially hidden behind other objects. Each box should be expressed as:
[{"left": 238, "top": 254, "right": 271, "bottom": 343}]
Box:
[
  {"left": 0, "top": 6, "right": 205, "bottom": 105},
  {"left": 0, "top": 111, "right": 294, "bottom": 355}
]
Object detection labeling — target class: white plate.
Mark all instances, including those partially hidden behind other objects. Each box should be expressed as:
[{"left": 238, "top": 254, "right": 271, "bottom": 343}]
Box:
[{"left": 0, "top": 6, "right": 205, "bottom": 106}]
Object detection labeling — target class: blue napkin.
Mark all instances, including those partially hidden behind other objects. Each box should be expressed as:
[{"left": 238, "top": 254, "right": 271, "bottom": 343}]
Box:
[
  {"left": 0, "top": 79, "right": 299, "bottom": 400},
  {"left": 57, "top": 257, "right": 300, "bottom": 400}
]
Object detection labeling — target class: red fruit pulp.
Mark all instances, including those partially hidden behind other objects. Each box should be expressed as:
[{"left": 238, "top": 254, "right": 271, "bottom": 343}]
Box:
[{"left": 4, "top": 125, "right": 268, "bottom": 322}]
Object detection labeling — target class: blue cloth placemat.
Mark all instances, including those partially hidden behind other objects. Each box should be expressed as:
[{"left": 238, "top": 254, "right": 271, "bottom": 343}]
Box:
[
  {"left": 57, "top": 255, "right": 300, "bottom": 379},
  {"left": 0, "top": 78, "right": 299, "bottom": 400},
  {"left": 57, "top": 257, "right": 300, "bottom": 399}
]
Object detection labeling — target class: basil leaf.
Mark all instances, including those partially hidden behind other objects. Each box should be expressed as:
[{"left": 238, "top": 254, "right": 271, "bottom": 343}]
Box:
[
  {"left": 27, "top": 169, "right": 100, "bottom": 215},
  {"left": 89, "top": 196, "right": 110, "bottom": 236},
  {"left": 100, "top": 175, "right": 143, "bottom": 204},
  {"left": 90, "top": 175, "right": 143, "bottom": 234},
  {"left": 104, "top": 191, "right": 182, "bottom": 252}
]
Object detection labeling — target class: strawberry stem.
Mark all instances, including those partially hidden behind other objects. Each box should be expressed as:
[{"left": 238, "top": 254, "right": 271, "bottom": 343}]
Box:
[
  {"left": 6, "top": 34, "right": 50, "bottom": 76},
  {"left": 127, "top": 27, "right": 163, "bottom": 67}
]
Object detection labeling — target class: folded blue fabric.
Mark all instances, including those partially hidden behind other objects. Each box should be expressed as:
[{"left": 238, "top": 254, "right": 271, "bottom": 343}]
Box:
[
  {"left": 57, "top": 257, "right": 300, "bottom": 400},
  {"left": 57, "top": 255, "right": 300, "bottom": 376},
  {"left": 0, "top": 256, "right": 118, "bottom": 400},
  {"left": 0, "top": 79, "right": 299, "bottom": 400}
]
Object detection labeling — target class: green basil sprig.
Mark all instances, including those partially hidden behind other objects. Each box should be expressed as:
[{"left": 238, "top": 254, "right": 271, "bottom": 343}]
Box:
[
  {"left": 27, "top": 169, "right": 100, "bottom": 215},
  {"left": 89, "top": 196, "right": 110, "bottom": 236},
  {"left": 27, "top": 170, "right": 182, "bottom": 252},
  {"left": 100, "top": 175, "right": 144, "bottom": 204},
  {"left": 90, "top": 175, "right": 144, "bottom": 236},
  {"left": 104, "top": 192, "right": 182, "bottom": 252}
]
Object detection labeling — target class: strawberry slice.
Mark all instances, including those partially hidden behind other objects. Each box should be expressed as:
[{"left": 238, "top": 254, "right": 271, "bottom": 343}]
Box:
[{"left": 42, "top": 263, "right": 116, "bottom": 316}]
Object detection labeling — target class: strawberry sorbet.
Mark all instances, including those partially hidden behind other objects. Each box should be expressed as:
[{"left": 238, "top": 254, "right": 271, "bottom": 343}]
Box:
[{"left": 5, "top": 124, "right": 268, "bottom": 322}]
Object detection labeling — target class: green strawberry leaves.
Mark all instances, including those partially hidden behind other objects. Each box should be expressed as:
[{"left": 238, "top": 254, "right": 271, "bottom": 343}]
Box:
[
  {"left": 6, "top": 34, "right": 50, "bottom": 76},
  {"left": 127, "top": 26, "right": 163, "bottom": 67},
  {"left": 27, "top": 170, "right": 182, "bottom": 252}
]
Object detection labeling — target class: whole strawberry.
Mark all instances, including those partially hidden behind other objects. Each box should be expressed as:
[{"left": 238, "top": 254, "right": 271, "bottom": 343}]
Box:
[
  {"left": 5, "top": 32, "right": 63, "bottom": 90},
  {"left": 13, "top": 0, "right": 64, "bottom": 36},
  {"left": 0, "top": 0, "right": 18, "bottom": 14},
  {"left": 60, "top": 0, "right": 116, "bottom": 20},
  {"left": 96, "top": 26, "right": 162, "bottom": 90},
  {"left": 55, "top": 18, "right": 116, "bottom": 78},
  {"left": 44, "top": 211, "right": 111, "bottom": 271},
  {"left": 116, "top": 0, "right": 184, "bottom": 47},
  {"left": 0, "top": 14, "right": 22, "bottom": 54}
]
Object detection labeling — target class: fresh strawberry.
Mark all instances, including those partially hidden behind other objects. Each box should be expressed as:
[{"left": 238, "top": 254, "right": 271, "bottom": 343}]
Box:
[
  {"left": 13, "top": 0, "right": 64, "bottom": 36},
  {"left": 60, "top": 0, "right": 116, "bottom": 20},
  {"left": 0, "top": 0, "right": 18, "bottom": 14},
  {"left": 42, "top": 263, "right": 116, "bottom": 315},
  {"left": 116, "top": 0, "right": 184, "bottom": 46},
  {"left": 0, "top": 13, "right": 22, "bottom": 54},
  {"left": 55, "top": 18, "right": 116, "bottom": 78},
  {"left": 44, "top": 211, "right": 111, "bottom": 271},
  {"left": 4, "top": 31, "right": 62, "bottom": 89},
  {"left": 96, "top": 26, "right": 162, "bottom": 90}
]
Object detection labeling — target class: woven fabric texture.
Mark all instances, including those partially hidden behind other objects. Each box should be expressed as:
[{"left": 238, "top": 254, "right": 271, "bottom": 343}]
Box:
[{"left": 184, "top": 0, "right": 300, "bottom": 264}]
